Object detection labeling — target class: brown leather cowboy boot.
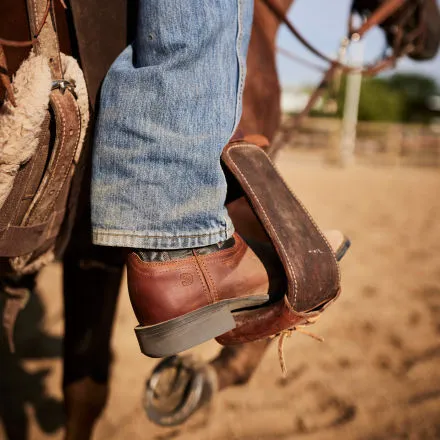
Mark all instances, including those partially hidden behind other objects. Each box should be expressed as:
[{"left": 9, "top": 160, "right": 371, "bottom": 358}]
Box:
[{"left": 126, "top": 233, "right": 275, "bottom": 358}]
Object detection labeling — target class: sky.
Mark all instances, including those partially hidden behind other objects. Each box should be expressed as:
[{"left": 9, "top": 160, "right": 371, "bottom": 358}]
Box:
[{"left": 276, "top": 0, "right": 440, "bottom": 87}]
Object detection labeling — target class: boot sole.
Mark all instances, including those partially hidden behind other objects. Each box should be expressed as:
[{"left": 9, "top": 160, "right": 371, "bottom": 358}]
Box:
[{"left": 135, "top": 295, "right": 269, "bottom": 358}]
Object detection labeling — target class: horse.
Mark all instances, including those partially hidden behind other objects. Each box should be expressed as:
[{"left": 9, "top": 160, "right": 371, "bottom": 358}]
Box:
[{"left": 1, "top": 0, "right": 439, "bottom": 438}]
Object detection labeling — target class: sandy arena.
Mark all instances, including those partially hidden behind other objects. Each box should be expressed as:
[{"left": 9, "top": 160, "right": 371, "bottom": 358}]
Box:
[{"left": 2, "top": 149, "right": 440, "bottom": 440}]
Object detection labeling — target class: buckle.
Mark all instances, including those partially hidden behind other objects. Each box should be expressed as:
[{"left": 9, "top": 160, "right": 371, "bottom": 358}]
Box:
[{"left": 51, "top": 79, "right": 77, "bottom": 99}]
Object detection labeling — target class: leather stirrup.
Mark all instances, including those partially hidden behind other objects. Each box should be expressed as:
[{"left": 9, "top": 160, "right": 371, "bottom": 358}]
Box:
[{"left": 218, "top": 141, "right": 341, "bottom": 344}]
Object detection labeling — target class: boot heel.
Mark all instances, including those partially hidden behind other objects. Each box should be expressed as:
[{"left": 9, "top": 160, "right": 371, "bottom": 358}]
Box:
[
  {"left": 135, "top": 294, "right": 268, "bottom": 357},
  {"left": 135, "top": 304, "right": 236, "bottom": 358}
]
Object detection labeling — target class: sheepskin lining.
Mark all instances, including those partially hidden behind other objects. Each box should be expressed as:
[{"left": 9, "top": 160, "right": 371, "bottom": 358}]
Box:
[{"left": 0, "top": 52, "right": 89, "bottom": 274}]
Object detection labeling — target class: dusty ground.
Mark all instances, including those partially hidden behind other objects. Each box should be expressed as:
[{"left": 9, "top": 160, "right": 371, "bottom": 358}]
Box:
[{"left": 2, "top": 149, "right": 440, "bottom": 440}]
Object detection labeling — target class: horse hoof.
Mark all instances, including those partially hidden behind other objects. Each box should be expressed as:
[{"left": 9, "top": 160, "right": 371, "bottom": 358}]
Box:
[{"left": 144, "top": 355, "right": 218, "bottom": 427}]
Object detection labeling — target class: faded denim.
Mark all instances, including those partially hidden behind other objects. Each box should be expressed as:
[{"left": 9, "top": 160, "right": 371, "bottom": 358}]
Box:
[{"left": 92, "top": 0, "right": 253, "bottom": 249}]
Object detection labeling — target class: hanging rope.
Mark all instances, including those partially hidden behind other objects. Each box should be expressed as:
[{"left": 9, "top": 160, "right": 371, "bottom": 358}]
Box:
[{"left": 277, "top": 324, "right": 324, "bottom": 377}]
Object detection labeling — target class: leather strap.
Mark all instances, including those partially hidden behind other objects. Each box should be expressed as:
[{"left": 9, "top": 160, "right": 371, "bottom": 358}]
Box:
[
  {"left": 23, "top": 89, "right": 81, "bottom": 225},
  {"left": 354, "top": 0, "right": 406, "bottom": 38},
  {"left": 6, "top": 86, "right": 82, "bottom": 268},
  {"left": 0, "top": 210, "right": 65, "bottom": 256},
  {"left": 26, "top": 0, "right": 63, "bottom": 79}
]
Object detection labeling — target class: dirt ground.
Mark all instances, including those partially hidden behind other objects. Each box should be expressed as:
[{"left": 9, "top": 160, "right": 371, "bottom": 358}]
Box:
[{"left": 2, "top": 149, "right": 440, "bottom": 440}]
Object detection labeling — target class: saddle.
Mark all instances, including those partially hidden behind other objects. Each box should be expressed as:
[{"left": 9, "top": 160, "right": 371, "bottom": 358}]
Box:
[
  {"left": 0, "top": 0, "right": 88, "bottom": 275},
  {"left": 0, "top": 0, "right": 88, "bottom": 350}
]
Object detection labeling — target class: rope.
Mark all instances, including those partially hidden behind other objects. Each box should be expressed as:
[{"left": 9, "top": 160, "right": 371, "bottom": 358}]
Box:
[{"left": 277, "top": 323, "right": 324, "bottom": 377}]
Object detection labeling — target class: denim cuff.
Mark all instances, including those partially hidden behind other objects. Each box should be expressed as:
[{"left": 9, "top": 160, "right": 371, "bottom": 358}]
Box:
[{"left": 92, "top": 223, "right": 234, "bottom": 249}]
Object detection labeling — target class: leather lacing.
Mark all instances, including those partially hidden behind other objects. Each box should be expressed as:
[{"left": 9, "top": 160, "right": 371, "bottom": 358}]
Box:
[{"left": 276, "top": 317, "right": 324, "bottom": 377}]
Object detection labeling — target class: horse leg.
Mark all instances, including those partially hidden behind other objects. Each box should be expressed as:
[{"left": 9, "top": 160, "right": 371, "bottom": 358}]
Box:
[
  {"left": 63, "top": 378, "right": 108, "bottom": 440},
  {"left": 62, "top": 206, "right": 124, "bottom": 440},
  {"left": 210, "top": 339, "right": 271, "bottom": 390}
]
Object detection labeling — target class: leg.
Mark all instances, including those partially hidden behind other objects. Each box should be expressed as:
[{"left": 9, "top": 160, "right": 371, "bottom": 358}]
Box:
[
  {"left": 211, "top": 339, "right": 271, "bottom": 390},
  {"left": 91, "top": 0, "right": 254, "bottom": 250},
  {"left": 91, "top": 0, "right": 275, "bottom": 357}
]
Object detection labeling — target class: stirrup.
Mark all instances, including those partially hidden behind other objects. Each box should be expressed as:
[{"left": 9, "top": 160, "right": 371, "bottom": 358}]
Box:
[{"left": 217, "top": 141, "right": 342, "bottom": 344}]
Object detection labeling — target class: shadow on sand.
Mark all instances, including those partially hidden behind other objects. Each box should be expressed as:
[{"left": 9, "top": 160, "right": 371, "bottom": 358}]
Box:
[{"left": 0, "top": 278, "right": 64, "bottom": 440}]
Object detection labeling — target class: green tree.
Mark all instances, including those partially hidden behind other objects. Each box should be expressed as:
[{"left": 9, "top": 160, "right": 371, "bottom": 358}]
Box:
[
  {"left": 387, "top": 73, "right": 438, "bottom": 101},
  {"left": 386, "top": 73, "right": 439, "bottom": 122},
  {"left": 337, "top": 76, "right": 407, "bottom": 122}
]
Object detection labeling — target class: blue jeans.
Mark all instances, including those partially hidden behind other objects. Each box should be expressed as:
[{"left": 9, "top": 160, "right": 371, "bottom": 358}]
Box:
[{"left": 91, "top": 0, "right": 253, "bottom": 249}]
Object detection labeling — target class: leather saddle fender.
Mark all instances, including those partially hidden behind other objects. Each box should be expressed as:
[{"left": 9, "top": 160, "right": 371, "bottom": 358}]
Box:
[{"left": 217, "top": 141, "right": 341, "bottom": 344}]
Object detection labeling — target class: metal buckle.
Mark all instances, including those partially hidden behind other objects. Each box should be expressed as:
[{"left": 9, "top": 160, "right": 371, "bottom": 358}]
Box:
[{"left": 51, "top": 79, "right": 77, "bottom": 99}]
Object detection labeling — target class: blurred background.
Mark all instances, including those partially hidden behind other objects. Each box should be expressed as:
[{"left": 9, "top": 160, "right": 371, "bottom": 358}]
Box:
[{"left": 276, "top": 0, "right": 440, "bottom": 167}]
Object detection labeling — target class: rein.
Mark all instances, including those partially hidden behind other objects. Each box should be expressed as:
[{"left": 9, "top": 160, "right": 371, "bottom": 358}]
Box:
[
  {"left": 263, "top": 0, "right": 425, "bottom": 75},
  {"left": 264, "top": 0, "right": 427, "bottom": 157}
]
